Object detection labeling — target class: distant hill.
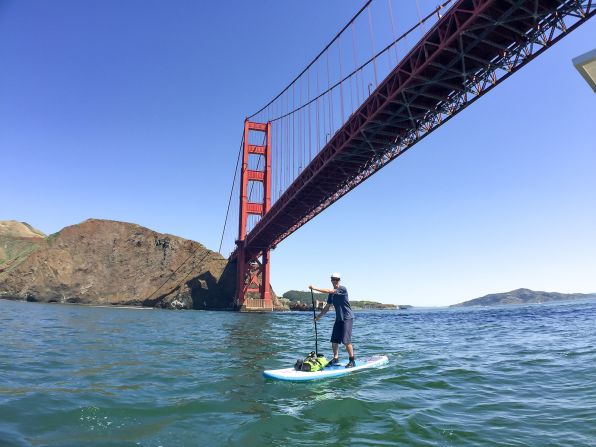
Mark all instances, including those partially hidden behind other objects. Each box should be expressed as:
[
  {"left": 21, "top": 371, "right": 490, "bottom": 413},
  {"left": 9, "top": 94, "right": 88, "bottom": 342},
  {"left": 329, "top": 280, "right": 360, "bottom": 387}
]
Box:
[
  {"left": 452, "top": 288, "right": 596, "bottom": 307},
  {"left": 282, "top": 290, "right": 396, "bottom": 310},
  {"left": 283, "top": 290, "right": 327, "bottom": 303},
  {"left": 0, "top": 221, "right": 45, "bottom": 238},
  {"left": 0, "top": 221, "right": 46, "bottom": 272}
]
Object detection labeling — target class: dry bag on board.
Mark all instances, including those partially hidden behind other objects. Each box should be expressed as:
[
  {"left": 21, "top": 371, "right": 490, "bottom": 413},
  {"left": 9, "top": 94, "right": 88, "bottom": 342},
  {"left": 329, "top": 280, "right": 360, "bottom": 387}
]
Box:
[{"left": 294, "top": 351, "right": 329, "bottom": 372}]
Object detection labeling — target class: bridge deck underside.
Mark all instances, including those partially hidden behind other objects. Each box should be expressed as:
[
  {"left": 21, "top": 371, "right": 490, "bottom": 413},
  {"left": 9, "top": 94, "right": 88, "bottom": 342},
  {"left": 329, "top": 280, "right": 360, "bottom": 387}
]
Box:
[{"left": 241, "top": 0, "right": 592, "bottom": 255}]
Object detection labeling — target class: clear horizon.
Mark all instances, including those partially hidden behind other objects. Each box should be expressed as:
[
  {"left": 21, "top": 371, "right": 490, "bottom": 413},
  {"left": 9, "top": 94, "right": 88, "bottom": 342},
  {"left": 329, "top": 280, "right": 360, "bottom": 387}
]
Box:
[{"left": 2, "top": 1, "right": 595, "bottom": 306}]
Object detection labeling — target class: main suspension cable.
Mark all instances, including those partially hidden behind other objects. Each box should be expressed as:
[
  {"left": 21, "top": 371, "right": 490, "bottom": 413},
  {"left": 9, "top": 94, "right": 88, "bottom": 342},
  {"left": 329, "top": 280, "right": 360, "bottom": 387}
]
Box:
[
  {"left": 218, "top": 131, "right": 244, "bottom": 253},
  {"left": 142, "top": 132, "right": 244, "bottom": 302},
  {"left": 248, "top": 0, "right": 373, "bottom": 119},
  {"left": 262, "top": 0, "right": 454, "bottom": 123}
]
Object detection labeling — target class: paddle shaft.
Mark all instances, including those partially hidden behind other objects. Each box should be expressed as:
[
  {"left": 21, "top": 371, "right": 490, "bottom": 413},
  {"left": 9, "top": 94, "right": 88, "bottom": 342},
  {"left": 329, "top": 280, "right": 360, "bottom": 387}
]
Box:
[{"left": 311, "top": 289, "right": 318, "bottom": 355}]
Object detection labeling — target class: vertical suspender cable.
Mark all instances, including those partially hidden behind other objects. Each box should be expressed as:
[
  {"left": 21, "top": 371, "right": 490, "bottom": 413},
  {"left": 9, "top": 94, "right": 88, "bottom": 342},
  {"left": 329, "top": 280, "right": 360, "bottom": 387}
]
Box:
[
  {"left": 281, "top": 94, "right": 285, "bottom": 195},
  {"left": 352, "top": 23, "right": 361, "bottom": 106},
  {"left": 338, "top": 37, "right": 345, "bottom": 123},
  {"left": 368, "top": 5, "right": 378, "bottom": 86},
  {"left": 326, "top": 50, "right": 334, "bottom": 136},
  {"left": 298, "top": 78, "right": 302, "bottom": 172},
  {"left": 300, "top": 78, "right": 304, "bottom": 170},
  {"left": 315, "top": 59, "right": 321, "bottom": 152},
  {"left": 387, "top": 0, "right": 399, "bottom": 65},
  {"left": 348, "top": 21, "right": 355, "bottom": 115},
  {"left": 292, "top": 88, "right": 294, "bottom": 179},
  {"left": 416, "top": 0, "right": 425, "bottom": 34},
  {"left": 287, "top": 89, "right": 290, "bottom": 187},
  {"left": 308, "top": 68, "right": 312, "bottom": 162},
  {"left": 278, "top": 101, "right": 282, "bottom": 200},
  {"left": 323, "top": 53, "right": 328, "bottom": 139}
]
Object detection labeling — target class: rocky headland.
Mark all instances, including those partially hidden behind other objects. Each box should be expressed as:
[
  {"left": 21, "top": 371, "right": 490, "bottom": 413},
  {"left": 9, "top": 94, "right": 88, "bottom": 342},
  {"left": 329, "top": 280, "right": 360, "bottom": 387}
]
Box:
[
  {"left": 0, "top": 219, "right": 283, "bottom": 310},
  {"left": 452, "top": 288, "right": 596, "bottom": 307}
]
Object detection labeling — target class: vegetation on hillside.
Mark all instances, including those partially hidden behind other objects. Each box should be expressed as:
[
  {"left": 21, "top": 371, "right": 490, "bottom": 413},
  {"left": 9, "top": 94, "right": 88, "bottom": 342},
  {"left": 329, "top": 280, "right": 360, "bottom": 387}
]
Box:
[
  {"left": 282, "top": 290, "right": 396, "bottom": 310},
  {"left": 283, "top": 290, "right": 327, "bottom": 303}
]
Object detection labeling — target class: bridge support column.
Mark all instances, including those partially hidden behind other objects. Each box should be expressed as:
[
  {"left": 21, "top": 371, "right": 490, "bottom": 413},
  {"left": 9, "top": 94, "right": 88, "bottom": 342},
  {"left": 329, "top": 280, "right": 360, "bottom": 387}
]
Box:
[{"left": 235, "top": 120, "right": 272, "bottom": 312}]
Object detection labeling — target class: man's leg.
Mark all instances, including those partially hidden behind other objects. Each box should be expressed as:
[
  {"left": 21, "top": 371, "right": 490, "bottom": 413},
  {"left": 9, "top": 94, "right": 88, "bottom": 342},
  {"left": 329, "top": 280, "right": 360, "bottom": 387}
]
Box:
[
  {"left": 345, "top": 343, "right": 354, "bottom": 358},
  {"left": 344, "top": 343, "right": 356, "bottom": 367},
  {"left": 344, "top": 318, "right": 355, "bottom": 368},
  {"left": 332, "top": 342, "right": 339, "bottom": 359}
]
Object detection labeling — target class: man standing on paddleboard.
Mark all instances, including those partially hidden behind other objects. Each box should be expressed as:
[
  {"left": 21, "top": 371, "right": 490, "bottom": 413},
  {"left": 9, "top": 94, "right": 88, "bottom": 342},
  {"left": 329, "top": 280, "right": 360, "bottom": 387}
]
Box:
[{"left": 310, "top": 273, "right": 355, "bottom": 368}]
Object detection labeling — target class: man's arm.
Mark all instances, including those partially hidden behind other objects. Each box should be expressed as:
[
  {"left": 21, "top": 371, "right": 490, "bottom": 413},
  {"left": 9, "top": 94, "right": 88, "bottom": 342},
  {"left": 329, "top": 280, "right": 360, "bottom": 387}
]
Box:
[
  {"left": 309, "top": 285, "right": 335, "bottom": 321},
  {"left": 315, "top": 303, "right": 331, "bottom": 321},
  {"left": 309, "top": 285, "right": 336, "bottom": 294}
]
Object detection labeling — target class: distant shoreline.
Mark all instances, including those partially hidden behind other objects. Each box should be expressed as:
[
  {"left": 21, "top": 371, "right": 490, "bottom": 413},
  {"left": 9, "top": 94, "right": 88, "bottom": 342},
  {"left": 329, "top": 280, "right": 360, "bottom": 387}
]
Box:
[
  {"left": 452, "top": 288, "right": 596, "bottom": 307},
  {"left": 5, "top": 296, "right": 596, "bottom": 314}
]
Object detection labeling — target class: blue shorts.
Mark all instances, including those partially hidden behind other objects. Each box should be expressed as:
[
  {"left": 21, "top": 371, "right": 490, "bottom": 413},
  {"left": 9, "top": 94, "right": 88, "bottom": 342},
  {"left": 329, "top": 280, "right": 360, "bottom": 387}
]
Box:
[{"left": 331, "top": 319, "right": 353, "bottom": 345}]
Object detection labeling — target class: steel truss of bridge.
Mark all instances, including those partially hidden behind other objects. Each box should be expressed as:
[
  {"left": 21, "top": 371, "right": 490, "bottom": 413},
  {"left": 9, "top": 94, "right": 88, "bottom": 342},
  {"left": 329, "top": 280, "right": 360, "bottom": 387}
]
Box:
[{"left": 234, "top": 0, "right": 594, "bottom": 310}]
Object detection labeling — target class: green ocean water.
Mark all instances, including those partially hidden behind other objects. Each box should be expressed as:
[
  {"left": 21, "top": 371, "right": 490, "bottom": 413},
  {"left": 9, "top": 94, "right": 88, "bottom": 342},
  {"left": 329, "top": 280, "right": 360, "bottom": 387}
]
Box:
[{"left": 1, "top": 298, "right": 595, "bottom": 446}]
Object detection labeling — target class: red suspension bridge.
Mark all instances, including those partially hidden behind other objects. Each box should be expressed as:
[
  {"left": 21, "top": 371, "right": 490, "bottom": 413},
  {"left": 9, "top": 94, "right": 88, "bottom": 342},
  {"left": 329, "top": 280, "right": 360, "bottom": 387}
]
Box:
[{"left": 223, "top": 0, "right": 594, "bottom": 311}]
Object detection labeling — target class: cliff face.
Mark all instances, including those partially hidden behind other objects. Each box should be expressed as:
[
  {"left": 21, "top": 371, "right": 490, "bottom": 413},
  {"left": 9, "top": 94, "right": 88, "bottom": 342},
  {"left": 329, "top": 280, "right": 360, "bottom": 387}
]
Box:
[{"left": 0, "top": 219, "right": 280, "bottom": 310}]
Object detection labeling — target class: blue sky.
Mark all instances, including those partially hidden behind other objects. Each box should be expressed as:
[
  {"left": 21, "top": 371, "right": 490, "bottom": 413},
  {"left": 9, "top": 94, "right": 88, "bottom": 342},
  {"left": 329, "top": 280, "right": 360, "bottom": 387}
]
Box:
[{"left": 2, "top": 1, "right": 595, "bottom": 306}]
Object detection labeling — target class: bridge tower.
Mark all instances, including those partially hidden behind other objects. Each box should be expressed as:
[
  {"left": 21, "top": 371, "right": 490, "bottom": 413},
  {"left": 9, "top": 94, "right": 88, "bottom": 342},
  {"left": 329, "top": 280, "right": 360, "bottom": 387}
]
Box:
[{"left": 235, "top": 120, "right": 272, "bottom": 311}]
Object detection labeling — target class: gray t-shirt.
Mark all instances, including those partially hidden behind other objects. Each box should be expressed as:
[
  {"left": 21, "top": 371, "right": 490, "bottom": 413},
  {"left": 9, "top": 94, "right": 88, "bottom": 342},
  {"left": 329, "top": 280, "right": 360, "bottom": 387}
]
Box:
[{"left": 327, "top": 285, "right": 354, "bottom": 321}]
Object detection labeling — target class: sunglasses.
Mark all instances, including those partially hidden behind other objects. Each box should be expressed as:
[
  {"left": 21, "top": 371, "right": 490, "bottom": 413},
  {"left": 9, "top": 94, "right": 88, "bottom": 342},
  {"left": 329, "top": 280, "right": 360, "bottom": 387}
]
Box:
[{"left": 330, "top": 278, "right": 340, "bottom": 281}]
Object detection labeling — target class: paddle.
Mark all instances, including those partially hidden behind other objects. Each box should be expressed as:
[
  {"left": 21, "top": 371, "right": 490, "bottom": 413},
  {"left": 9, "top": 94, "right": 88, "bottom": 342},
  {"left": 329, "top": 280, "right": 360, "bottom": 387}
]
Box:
[{"left": 311, "top": 288, "right": 319, "bottom": 355}]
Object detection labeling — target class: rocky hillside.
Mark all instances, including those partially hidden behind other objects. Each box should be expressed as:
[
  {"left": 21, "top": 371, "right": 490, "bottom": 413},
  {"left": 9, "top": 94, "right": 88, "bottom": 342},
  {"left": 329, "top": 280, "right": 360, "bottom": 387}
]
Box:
[
  {"left": 0, "top": 221, "right": 46, "bottom": 272},
  {"left": 0, "top": 219, "right": 282, "bottom": 310},
  {"left": 452, "top": 288, "right": 596, "bottom": 307}
]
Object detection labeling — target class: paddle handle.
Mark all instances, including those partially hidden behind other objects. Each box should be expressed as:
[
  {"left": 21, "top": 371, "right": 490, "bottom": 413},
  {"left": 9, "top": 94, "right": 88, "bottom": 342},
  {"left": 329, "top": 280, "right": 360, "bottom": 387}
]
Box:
[{"left": 311, "top": 288, "right": 318, "bottom": 355}]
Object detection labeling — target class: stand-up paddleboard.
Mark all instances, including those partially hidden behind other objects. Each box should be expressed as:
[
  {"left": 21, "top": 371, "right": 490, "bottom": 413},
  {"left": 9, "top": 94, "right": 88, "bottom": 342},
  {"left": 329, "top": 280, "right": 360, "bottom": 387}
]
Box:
[{"left": 263, "top": 355, "right": 388, "bottom": 381}]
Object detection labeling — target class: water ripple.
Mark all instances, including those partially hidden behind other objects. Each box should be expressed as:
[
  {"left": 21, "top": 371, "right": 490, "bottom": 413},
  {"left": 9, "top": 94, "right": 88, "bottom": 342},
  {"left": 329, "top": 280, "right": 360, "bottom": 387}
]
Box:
[{"left": 1, "top": 299, "right": 596, "bottom": 446}]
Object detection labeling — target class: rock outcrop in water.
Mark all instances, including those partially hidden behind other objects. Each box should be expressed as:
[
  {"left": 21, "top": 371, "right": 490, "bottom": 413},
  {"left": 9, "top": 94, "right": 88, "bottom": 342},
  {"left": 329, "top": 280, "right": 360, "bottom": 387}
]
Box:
[
  {"left": 452, "top": 288, "right": 596, "bottom": 307},
  {"left": 0, "top": 219, "right": 282, "bottom": 310}
]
